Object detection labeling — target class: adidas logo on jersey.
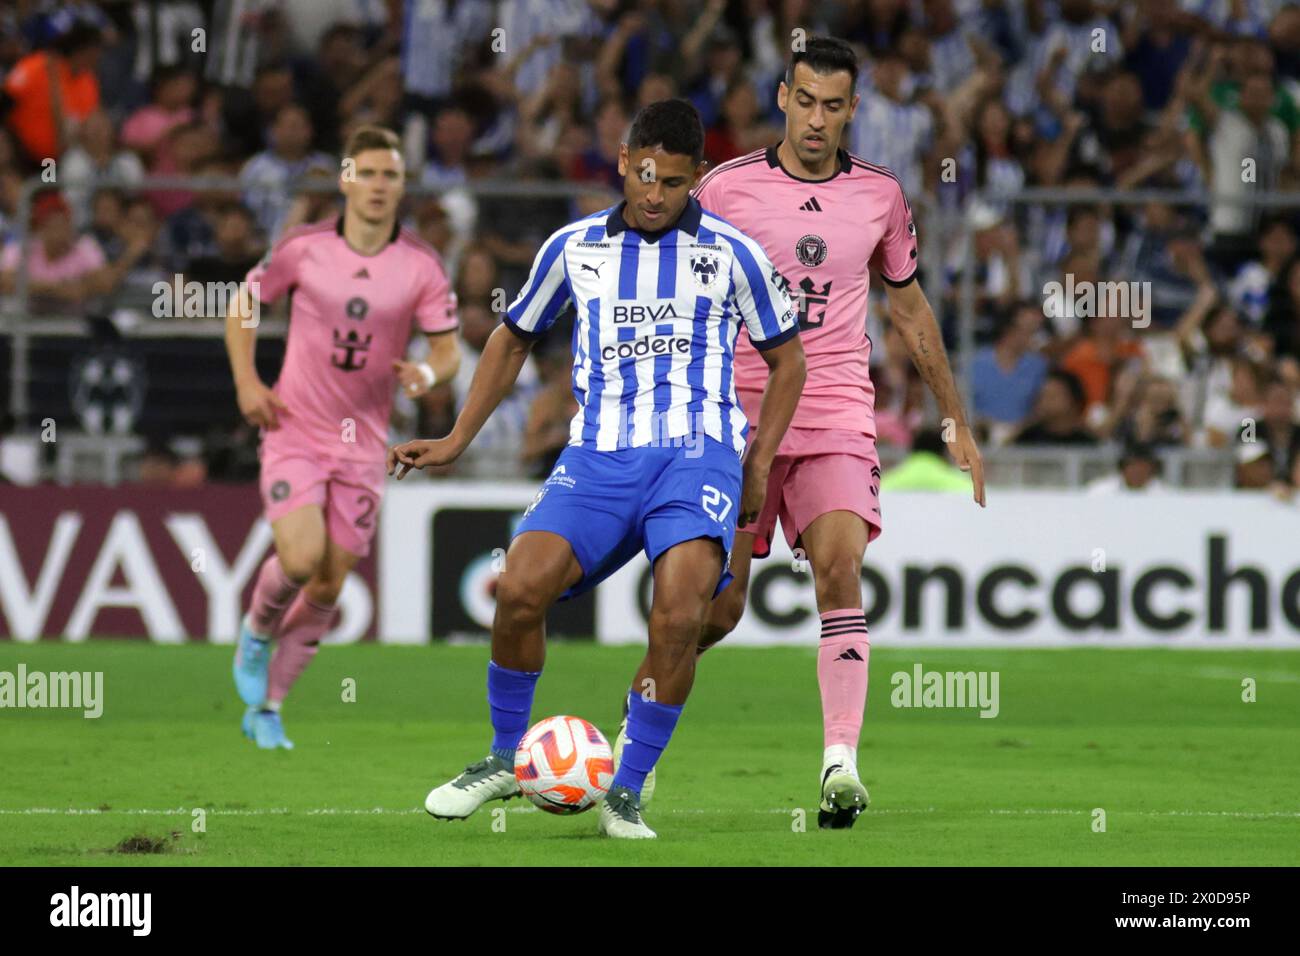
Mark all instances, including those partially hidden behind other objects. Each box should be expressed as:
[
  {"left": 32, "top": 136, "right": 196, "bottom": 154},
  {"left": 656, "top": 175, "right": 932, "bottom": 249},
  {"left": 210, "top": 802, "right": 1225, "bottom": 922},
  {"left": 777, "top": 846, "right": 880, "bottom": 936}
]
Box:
[
  {"left": 799, "top": 197, "right": 823, "bottom": 212},
  {"left": 353, "top": 268, "right": 370, "bottom": 279},
  {"left": 837, "top": 648, "right": 865, "bottom": 662}
]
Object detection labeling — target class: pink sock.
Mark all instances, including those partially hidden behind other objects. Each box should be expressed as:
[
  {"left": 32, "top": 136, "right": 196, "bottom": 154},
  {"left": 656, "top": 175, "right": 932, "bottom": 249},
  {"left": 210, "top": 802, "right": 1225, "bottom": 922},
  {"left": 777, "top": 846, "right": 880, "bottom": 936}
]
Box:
[
  {"left": 267, "top": 593, "right": 335, "bottom": 705},
  {"left": 248, "top": 554, "right": 303, "bottom": 636},
  {"left": 817, "top": 609, "right": 870, "bottom": 749}
]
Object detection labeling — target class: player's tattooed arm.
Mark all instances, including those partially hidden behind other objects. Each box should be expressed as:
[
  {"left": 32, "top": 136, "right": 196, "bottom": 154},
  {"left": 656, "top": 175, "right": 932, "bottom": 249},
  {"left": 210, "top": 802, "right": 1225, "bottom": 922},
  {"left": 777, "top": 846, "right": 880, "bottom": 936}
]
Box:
[
  {"left": 884, "top": 278, "right": 987, "bottom": 507},
  {"left": 388, "top": 325, "right": 531, "bottom": 478}
]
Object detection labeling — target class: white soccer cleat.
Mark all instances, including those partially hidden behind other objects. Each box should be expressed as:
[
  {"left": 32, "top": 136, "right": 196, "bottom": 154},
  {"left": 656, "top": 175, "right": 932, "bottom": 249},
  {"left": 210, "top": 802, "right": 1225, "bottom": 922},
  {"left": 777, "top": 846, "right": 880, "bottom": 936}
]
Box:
[
  {"left": 612, "top": 717, "right": 655, "bottom": 806},
  {"left": 598, "top": 785, "right": 656, "bottom": 839},
  {"left": 424, "top": 754, "right": 520, "bottom": 820},
  {"left": 818, "top": 762, "right": 870, "bottom": 830}
]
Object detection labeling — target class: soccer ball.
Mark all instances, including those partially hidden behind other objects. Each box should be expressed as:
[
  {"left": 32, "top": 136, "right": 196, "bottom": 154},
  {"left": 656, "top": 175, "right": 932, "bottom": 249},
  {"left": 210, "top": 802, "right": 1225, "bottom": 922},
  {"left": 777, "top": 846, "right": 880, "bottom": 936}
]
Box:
[{"left": 514, "top": 715, "right": 614, "bottom": 814}]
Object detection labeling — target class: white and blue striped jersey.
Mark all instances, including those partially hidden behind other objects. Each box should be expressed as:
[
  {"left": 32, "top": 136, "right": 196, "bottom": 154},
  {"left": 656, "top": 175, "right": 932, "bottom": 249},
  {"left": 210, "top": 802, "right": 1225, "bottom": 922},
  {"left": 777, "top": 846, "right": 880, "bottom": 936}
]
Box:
[{"left": 504, "top": 197, "right": 798, "bottom": 456}]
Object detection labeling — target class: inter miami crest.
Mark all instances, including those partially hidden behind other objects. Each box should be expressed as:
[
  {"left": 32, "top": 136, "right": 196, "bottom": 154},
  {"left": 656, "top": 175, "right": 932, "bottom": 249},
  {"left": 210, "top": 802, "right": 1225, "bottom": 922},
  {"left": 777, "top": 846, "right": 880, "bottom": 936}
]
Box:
[
  {"left": 346, "top": 296, "right": 369, "bottom": 320},
  {"left": 796, "top": 234, "right": 827, "bottom": 267},
  {"left": 690, "top": 251, "right": 720, "bottom": 289}
]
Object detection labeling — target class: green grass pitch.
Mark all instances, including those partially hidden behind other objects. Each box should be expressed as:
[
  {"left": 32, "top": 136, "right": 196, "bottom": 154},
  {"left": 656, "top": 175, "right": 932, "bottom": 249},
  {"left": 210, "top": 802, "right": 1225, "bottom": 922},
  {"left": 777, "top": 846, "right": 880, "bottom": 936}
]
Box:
[{"left": 1, "top": 642, "right": 1297, "bottom": 866}]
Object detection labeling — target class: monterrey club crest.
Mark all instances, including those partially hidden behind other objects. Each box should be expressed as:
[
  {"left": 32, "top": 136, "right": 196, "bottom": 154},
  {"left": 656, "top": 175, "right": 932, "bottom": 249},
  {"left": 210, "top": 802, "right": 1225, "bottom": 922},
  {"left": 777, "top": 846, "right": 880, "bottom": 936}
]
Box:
[
  {"left": 796, "top": 234, "right": 827, "bottom": 267},
  {"left": 690, "top": 251, "right": 720, "bottom": 288}
]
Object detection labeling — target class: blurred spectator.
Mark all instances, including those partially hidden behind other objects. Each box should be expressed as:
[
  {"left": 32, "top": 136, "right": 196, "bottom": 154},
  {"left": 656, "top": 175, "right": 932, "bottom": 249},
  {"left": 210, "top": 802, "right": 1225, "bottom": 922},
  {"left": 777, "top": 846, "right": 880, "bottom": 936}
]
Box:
[
  {"left": 2, "top": 20, "right": 103, "bottom": 167},
  {"left": 1262, "top": 255, "right": 1300, "bottom": 363},
  {"left": 1014, "top": 368, "right": 1098, "bottom": 445},
  {"left": 239, "top": 104, "right": 332, "bottom": 240},
  {"left": 517, "top": 61, "right": 585, "bottom": 166},
  {"left": 163, "top": 156, "right": 235, "bottom": 270},
  {"left": 848, "top": 50, "right": 936, "bottom": 198},
  {"left": 146, "top": 119, "right": 218, "bottom": 218},
  {"left": 279, "top": 163, "right": 341, "bottom": 235},
  {"left": 1236, "top": 375, "right": 1300, "bottom": 490},
  {"left": 298, "top": 23, "right": 368, "bottom": 154},
  {"left": 401, "top": 0, "right": 495, "bottom": 108},
  {"left": 221, "top": 63, "right": 296, "bottom": 158},
  {"left": 704, "top": 78, "right": 780, "bottom": 167},
  {"left": 1229, "top": 215, "right": 1296, "bottom": 323},
  {"left": 871, "top": 321, "right": 925, "bottom": 448},
  {"left": 971, "top": 302, "right": 1049, "bottom": 440},
  {"left": 60, "top": 110, "right": 145, "bottom": 228},
  {"left": 1111, "top": 373, "right": 1189, "bottom": 449},
  {"left": 567, "top": 98, "right": 627, "bottom": 191},
  {"left": 441, "top": 301, "right": 541, "bottom": 478},
  {"left": 1204, "top": 355, "right": 1268, "bottom": 449},
  {"left": 120, "top": 65, "right": 198, "bottom": 164},
  {"left": 109, "top": 196, "right": 168, "bottom": 304},
  {"left": 879, "top": 426, "right": 973, "bottom": 492},
  {"left": 0, "top": 192, "right": 105, "bottom": 313},
  {"left": 1194, "top": 58, "right": 1292, "bottom": 268},
  {"left": 1060, "top": 313, "right": 1147, "bottom": 424},
  {"left": 1085, "top": 443, "right": 1168, "bottom": 494},
  {"left": 421, "top": 105, "right": 476, "bottom": 190},
  {"left": 87, "top": 188, "right": 126, "bottom": 260},
  {"left": 184, "top": 202, "right": 262, "bottom": 287}
]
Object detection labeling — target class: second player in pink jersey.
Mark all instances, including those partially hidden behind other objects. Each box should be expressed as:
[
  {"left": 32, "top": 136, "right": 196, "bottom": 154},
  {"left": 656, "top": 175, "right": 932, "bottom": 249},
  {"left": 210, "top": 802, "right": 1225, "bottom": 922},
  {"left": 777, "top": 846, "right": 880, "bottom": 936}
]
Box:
[
  {"left": 693, "top": 37, "right": 986, "bottom": 828},
  {"left": 225, "top": 125, "right": 460, "bottom": 749}
]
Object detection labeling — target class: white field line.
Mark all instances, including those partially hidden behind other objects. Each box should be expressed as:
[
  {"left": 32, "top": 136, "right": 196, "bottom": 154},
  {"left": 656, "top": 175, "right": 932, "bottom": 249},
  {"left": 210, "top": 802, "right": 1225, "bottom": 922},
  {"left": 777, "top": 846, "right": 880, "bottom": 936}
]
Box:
[{"left": 0, "top": 807, "right": 1297, "bottom": 818}]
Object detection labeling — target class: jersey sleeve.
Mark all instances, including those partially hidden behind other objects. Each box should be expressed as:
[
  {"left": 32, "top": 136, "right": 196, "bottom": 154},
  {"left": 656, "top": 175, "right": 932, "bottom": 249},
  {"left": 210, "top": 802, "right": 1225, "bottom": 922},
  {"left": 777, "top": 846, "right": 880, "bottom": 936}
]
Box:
[
  {"left": 504, "top": 227, "right": 574, "bottom": 340},
  {"left": 869, "top": 178, "right": 919, "bottom": 286},
  {"left": 414, "top": 253, "right": 459, "bottom": 333},
  {"left": 725, "top": 233, "right": 798, "bottom": 351},
  {"left": 244, "top": 232, "right": 305, "bottom": 304}
]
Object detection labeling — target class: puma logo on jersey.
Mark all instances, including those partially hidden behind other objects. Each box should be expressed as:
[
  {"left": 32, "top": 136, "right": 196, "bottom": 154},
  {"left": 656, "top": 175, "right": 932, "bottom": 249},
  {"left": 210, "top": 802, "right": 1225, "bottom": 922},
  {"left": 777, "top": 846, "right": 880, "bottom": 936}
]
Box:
[{"left": 581, "top": 262, "right": 604, "bottom": 277}]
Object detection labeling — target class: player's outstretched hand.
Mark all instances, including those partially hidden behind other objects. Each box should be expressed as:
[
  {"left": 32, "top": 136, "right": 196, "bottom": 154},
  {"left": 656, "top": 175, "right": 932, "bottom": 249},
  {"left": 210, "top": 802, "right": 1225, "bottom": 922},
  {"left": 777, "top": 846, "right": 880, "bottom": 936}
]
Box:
[
  {"left": 236, "top": 378, "right": 287, "bottom": 430},
  {"left": 387, "top": 438, "right": 462, "bottom": 479},
  {"left": 951, "top": 424, "right": 987, "bottom": 507}
]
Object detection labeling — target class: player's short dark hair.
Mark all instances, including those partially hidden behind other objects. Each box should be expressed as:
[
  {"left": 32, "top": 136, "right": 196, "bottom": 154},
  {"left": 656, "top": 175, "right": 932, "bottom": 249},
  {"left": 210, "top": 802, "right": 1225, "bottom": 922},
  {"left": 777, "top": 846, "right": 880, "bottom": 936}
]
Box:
[
  {"left": 912, "top": 427, "right": 950, "bottom": 458},
  {"left": 627, "top": 98, "right": 704, "bottom": 165},
  {"left": 787, "top": 36, "right": 859, "bottom": 90},
  {"left": 343, "top": 125, "right": 401, "bottom": 160}
]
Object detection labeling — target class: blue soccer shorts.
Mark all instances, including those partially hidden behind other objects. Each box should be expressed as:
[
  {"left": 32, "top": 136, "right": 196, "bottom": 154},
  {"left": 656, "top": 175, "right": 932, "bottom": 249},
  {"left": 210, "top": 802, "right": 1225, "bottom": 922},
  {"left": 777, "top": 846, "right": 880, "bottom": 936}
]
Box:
[{"left": 512, "top": 436, "right": 743, "bottom": 600}]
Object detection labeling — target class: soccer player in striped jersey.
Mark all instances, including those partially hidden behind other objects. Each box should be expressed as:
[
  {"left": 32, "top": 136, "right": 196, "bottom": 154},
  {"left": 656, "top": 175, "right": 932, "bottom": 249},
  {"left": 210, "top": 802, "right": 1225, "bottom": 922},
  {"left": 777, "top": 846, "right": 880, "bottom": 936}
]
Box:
[
  {"left": 390, "top": 99, "right": 806, "bottom": 839},
  {"left": 226, "top": 126, "right": 461, "bottom": 749},
  {"left": 693, "top": 37, "right": 986, "bottom": 828}
]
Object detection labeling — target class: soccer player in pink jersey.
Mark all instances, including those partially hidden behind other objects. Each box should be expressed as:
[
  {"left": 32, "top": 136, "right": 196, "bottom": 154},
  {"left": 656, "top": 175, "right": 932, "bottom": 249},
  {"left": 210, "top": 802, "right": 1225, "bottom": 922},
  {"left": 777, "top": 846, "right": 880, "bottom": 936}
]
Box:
[
  {"left": 224, "top": 125, "right": 461, "bottom": 749},
  {"left": 693, "top": 37, "right": 986, "bottom": 827}
]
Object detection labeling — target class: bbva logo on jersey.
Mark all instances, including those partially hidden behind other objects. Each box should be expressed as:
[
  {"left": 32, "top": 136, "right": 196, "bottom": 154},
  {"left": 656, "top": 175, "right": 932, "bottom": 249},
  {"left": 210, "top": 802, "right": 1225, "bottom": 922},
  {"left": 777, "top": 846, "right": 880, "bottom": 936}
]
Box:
[{"left": 689, "top": 252, "right": 720, "bottom": 289}]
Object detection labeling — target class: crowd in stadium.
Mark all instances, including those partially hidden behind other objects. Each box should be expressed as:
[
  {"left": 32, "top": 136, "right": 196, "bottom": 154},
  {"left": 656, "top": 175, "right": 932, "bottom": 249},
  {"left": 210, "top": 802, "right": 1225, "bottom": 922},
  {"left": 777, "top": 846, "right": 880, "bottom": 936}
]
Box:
[{"left": 2, "top": 0, "right": 1300, "bottom": 493}]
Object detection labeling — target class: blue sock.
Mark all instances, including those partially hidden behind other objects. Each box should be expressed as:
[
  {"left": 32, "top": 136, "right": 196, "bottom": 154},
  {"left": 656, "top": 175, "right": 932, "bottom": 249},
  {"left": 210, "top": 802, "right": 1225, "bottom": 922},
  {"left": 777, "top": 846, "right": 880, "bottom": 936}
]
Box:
[
  {"left": 487, "top": 660, "right": 540, "bottom": 762},
  {"left": 612, "top": 692, "right": 683, "bottom": 796}
]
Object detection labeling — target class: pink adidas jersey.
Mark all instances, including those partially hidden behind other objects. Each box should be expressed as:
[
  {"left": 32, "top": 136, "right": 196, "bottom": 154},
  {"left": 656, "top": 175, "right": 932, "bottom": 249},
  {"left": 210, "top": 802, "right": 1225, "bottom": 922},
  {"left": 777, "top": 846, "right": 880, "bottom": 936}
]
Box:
[
  {"left": 245, "top": 217, "right": 458, "bottom": 462},
  {"left": 694, "top": 144, "right": 918, "bottom": 438}
]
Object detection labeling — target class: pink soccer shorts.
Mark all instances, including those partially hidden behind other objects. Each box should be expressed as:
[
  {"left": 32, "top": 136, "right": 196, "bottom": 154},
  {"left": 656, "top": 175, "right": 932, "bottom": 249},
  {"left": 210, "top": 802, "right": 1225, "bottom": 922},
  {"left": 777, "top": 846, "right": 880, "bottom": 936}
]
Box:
[
  {"left": 258, "top": 440, "right": 385, "bottom": 557},
  {"left": 741, "top": 426, "right": 883, "bottom": 559}
]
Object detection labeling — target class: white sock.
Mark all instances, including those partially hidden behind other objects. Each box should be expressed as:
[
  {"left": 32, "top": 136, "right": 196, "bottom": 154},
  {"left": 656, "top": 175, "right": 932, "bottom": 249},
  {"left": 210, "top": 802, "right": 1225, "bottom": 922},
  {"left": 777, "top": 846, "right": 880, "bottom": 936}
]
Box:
[{"left": 823, "top": 743, "right": 857, "bottom": 776}]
